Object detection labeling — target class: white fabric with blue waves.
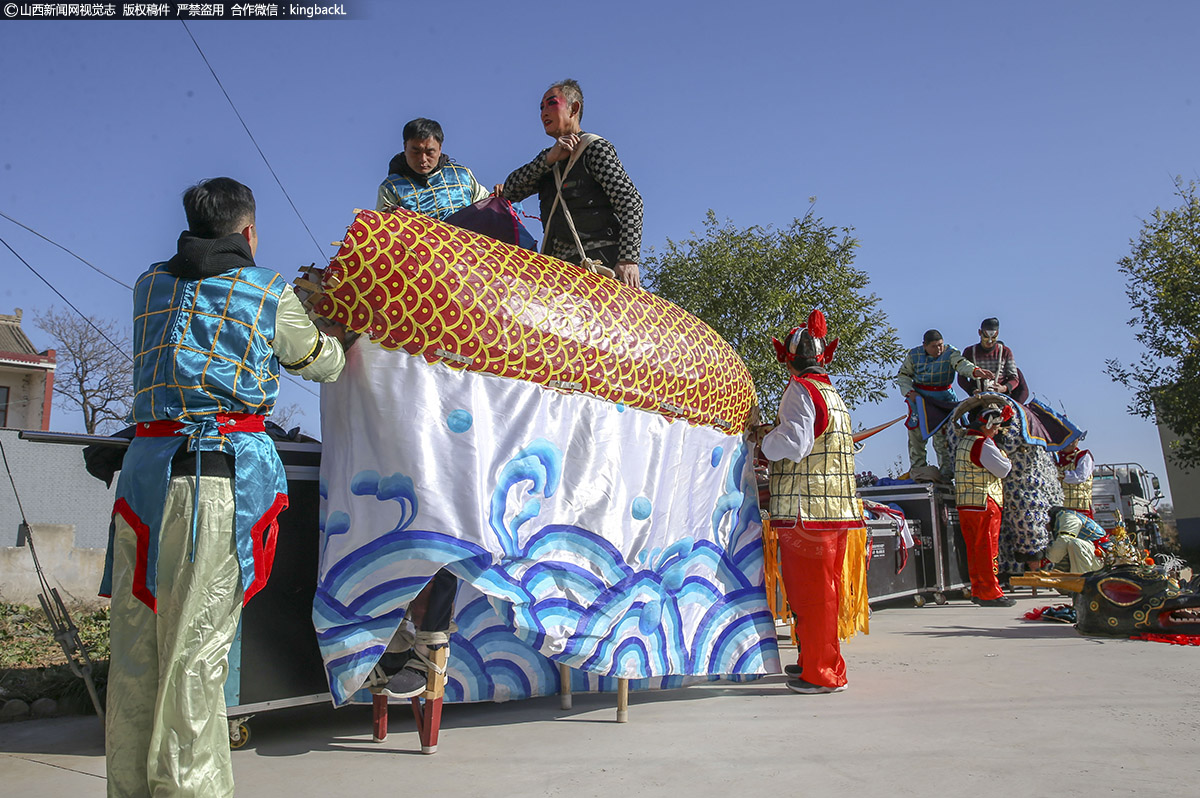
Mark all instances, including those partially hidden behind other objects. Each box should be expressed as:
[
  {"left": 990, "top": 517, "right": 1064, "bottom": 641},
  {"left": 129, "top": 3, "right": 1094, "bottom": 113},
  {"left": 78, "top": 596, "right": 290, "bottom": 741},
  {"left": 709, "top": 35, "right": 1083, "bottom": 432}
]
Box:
[{"left": 315, "top": 341, "right": 779, "bottom": 705}]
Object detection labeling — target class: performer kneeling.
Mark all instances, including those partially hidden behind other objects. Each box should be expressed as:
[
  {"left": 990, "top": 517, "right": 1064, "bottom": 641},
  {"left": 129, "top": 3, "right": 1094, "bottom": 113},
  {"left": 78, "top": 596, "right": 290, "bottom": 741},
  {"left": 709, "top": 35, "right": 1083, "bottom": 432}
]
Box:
[{"left": 759, "top": 310, "right": 855, "bottom": 695}]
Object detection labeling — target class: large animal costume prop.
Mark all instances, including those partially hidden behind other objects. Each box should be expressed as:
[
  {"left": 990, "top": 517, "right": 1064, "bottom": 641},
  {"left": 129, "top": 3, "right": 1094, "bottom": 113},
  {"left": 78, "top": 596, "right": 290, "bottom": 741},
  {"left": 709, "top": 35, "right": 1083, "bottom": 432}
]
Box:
[
  {"left": 946, "top": 395, "right": 1065, "bottom": 573},
  {"left": 304, "top": 209, "right": 777, "bottom": 706},
  {"left": 1014, "top": 558, "right": 1200, "bottom": 639}
]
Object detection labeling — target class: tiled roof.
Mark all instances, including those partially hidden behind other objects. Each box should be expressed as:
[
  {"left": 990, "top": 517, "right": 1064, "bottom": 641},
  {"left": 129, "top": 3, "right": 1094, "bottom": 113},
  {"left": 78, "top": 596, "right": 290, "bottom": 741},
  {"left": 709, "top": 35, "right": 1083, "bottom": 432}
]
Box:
[{"left": 0, "top": 310, "right": 39, "bottom": 356}]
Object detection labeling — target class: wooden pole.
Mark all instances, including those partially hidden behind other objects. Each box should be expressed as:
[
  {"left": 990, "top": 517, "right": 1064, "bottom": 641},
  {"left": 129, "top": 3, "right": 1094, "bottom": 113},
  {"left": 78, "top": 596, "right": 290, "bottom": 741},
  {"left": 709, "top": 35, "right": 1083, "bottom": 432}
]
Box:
[
  {"left": 559, "top": 662, "right": 573, "bottom": 710},
  {"left": 616, "top": 677, "right": 629, "bottom": 723},
  {"left": 371, "top": 693, "right": 388, "bottom": 742},
  {"left": 411, "top": 646, "right": 449, "bottom": 754}
]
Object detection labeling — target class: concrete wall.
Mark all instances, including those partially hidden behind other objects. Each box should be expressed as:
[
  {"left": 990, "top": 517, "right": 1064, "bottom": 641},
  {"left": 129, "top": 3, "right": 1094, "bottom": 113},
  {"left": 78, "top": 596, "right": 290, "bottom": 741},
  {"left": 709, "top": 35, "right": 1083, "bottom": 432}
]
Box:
[
  {"left": 0, "top": 429, "right": 115, "bottom": 607},
  {"left": 1156, "top": 423, "right": 1200, "bottom": 554},
  {"left": 0, "top": 428, "right": 116, "bottom": 551},
  {"left": 0, "top": 523, "right": 107, "bottom": 608}
]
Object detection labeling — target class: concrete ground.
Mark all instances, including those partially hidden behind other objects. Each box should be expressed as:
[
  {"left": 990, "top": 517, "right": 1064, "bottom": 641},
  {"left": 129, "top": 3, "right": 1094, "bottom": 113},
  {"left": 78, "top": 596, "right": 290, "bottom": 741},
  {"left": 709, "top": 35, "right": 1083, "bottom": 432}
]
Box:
[{"left": 3, "top": 590, "right": 1197, "bottom": 797}]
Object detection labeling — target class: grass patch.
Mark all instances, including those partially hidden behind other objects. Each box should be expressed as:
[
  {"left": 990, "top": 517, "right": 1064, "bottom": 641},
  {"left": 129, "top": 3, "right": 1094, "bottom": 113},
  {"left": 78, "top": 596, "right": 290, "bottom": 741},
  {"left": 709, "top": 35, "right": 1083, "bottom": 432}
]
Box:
[{"left": 0, "top": 602, "right": 109, "bottom": 716}]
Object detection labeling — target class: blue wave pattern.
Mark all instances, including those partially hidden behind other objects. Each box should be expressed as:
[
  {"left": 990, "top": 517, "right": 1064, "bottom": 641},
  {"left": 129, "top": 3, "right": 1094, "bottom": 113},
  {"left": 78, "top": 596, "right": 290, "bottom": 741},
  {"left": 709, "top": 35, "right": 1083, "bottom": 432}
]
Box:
[{"left": 315, "top": 438, "right": 779, "bottom": 705}]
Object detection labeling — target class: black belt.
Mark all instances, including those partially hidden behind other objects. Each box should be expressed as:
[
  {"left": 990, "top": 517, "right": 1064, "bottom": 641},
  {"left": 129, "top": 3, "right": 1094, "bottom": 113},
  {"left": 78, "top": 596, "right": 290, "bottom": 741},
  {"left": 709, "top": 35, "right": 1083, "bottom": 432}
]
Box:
[{"left": 170, "top": 447, "right": 235, "bottom": 478}]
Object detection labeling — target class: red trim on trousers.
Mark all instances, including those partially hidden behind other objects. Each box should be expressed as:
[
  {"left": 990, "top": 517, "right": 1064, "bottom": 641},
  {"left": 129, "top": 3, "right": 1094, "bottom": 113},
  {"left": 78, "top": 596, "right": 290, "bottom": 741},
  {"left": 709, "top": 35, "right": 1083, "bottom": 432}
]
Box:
[
  {"left": 244, "top": 492, "right": 288, "bottom": 604},
  {"left": 111, "top": 498, "right": 157, "bottom": 612}
]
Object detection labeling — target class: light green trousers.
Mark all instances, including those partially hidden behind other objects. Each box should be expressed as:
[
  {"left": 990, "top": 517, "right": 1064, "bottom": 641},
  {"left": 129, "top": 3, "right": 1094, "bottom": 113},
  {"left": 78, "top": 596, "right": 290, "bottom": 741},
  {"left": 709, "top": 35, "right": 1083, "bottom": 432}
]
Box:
[
  {"left": 1047, "top": 534, "right": 1104, "bottom": 573},
  {"left": 907, "top": 425, "right": 952, "bottom": 475},
  {"left": 106, "top": 476, "right": 242, "bottom": 798}
]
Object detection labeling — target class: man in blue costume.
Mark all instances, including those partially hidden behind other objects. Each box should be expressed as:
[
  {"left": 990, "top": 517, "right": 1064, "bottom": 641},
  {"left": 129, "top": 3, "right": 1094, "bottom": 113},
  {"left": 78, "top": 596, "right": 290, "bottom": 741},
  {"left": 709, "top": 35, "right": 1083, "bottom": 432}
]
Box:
[
  {"left": 366, "top": 117, "right": 495, "bottom": 704},
  {"left": 896, "top": 329, "right": 993, "bottom": 481},
  {"left": 377, "top": 117, "right": 490, "bottom": 219},
  {"left": 102, "top": 177, "right": 345, "bottom": 797}
]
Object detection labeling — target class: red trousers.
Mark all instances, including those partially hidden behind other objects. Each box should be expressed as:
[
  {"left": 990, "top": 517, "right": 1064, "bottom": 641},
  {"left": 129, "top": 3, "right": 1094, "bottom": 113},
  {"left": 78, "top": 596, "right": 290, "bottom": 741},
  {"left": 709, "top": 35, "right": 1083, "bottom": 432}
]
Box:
[
  {"left": 777, "top": 522, "right": 848, "bottom": 689},
  {"left": 958, "top": 499, "right": 1005, "bottom": 601}
]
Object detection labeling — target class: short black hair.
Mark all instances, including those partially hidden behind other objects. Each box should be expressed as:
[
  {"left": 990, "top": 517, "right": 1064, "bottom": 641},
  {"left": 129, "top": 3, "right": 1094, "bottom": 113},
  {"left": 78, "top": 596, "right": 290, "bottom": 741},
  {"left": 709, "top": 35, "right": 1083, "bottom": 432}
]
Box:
[
  {"left": 980, "top": 317, "right": 1000, "bottom": 331},
  {"left": 923, "top": 329, "right": 942, "bottom": 345},
  {"left": 403, "top": 118, "right": 444, "bottom": 145},
  {"left": 182, "top": 177, "right": 255, "bottom": 239}
]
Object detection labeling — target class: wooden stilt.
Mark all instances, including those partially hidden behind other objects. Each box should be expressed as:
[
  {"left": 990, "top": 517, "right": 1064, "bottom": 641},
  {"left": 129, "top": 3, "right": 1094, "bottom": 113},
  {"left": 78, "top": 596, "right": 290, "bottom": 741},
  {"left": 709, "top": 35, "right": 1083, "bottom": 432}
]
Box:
[
  {"left": 410, "top": 646, "right": 448, "bottom": 754},
  {"left": 559, "top": 662, "right": 573, "bottom": 710},
  {"left": 372, "top": 693, "right": 388, "bottom": 742},
  {"left": 616, "top": 677, "right": 629, "bottom": 723}
]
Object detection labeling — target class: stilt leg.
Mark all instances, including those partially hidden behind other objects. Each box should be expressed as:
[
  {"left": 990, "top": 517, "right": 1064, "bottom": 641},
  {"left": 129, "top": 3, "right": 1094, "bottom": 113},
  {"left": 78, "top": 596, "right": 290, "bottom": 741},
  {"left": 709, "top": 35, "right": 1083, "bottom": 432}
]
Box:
[
  {"left": 372, "top": 693, "right": 388, "bottom": 742},
  {"left": 410, "top": 646, "right": 448, "bottom": 754},
  {"left": 559, "top": 662, "right": 573, "bottom": 710},
  {"left": 616, "top": 677, "right": 629, "bottom": 723}
]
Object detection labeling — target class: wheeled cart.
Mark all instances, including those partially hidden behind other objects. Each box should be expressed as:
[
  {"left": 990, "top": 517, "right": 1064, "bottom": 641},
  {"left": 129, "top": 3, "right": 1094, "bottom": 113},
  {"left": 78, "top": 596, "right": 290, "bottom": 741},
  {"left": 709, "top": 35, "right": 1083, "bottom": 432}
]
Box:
[
  {"left": 223, "top": 441, "right": 331, "bottom": 748},
  {"left": 859, "top": 483, "right": 971, "bottom": 605},
  {"left": 863, "top": 516, "right": 929, "bottom": 606}
]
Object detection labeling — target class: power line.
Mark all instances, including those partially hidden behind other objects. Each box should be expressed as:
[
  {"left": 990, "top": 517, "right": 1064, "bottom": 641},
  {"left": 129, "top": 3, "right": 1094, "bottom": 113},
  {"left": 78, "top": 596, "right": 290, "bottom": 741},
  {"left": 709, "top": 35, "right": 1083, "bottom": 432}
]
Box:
[
  {"left": 180, "top": 21, "right": 326, "bottom": 259},
  {"left": 0, "top": 233, "right": 133, "bottom": 363},
  {"left": 0, "top": 210, "right": 134, "bottom": 290},
  {"left": 0, "top": 223, "right": 321, "bottom": 400}
]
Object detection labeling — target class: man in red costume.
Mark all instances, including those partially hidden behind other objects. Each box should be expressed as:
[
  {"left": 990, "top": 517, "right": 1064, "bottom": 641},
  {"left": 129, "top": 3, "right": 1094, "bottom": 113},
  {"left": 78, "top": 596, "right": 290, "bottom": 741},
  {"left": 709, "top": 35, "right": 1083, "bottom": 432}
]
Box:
[
  {"left": 759, "top": 310, "right": 856, "bottom": 694},
  {"left": 954, "top": 403, "right": 1017, "bottom": 607}
]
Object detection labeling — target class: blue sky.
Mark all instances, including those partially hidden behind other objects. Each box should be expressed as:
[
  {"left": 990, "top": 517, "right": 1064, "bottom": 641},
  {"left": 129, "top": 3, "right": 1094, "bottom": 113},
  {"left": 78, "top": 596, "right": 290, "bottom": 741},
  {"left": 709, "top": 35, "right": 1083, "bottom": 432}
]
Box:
[{"left": 1, "top": 1, "right": 1197, "bottom": 496}]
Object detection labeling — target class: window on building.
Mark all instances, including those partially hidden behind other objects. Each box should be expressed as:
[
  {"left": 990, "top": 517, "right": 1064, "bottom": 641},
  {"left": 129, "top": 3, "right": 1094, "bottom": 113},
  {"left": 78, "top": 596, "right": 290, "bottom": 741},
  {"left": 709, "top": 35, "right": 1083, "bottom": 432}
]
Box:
[{"left": 0, "top": 385, "right": 8, "bottom": 427}]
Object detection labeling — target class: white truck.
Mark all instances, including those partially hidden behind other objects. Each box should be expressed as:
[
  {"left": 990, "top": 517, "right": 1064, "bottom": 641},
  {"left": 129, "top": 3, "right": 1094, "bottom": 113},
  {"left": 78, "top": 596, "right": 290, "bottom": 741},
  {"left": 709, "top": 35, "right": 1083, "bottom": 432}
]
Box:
[{"left": 1092, "top": 462, "right": 1165, "bottom": 551}]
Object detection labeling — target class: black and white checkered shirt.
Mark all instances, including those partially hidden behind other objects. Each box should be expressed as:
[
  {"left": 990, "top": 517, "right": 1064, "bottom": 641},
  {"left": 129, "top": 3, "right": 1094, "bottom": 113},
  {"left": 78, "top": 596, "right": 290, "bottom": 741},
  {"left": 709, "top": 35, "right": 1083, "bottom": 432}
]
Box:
[{"left": 502, "top": 136, "right": 643, "bottom": 264}]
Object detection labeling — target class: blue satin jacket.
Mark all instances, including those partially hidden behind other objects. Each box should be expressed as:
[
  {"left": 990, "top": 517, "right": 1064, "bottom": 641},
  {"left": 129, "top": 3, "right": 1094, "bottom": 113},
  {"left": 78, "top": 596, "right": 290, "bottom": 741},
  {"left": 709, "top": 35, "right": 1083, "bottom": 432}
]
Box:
[
  {"left": 378, "top": 162, "right": 480, "bottom": 220},
  {"left": 102, "top": 262, "right": 290, "bottom": 607}
]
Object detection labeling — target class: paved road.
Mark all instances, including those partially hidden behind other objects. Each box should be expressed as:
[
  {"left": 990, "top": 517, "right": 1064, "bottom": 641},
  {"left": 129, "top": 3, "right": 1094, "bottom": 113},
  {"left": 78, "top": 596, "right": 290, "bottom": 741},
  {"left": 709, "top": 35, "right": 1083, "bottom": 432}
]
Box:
[{"left": 3, "top": 591, "right": 1197, "bottom": 797}]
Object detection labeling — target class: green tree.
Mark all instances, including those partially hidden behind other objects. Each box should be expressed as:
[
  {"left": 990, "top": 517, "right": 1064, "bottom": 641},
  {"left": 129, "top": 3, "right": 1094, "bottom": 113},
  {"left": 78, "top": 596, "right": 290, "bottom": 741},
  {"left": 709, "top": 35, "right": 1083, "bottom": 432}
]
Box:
[
  {"left": 1106, "top": 179, "right": 1200, "bottom": 468},
  {"left": 643, "top": 208, "right": 902, "bottom": 414}
]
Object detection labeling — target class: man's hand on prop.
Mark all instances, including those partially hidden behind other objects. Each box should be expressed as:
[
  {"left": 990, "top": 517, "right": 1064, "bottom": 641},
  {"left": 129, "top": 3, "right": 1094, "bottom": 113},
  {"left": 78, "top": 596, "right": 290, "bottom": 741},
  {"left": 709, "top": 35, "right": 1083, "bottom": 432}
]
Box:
[
  {"left": 546, "top": 133, "right": 580, "bottom": 164},
  {"left": 972, "top": 367, "right": 995, "bottom": 381},
  {"left": 750, "top": 423, "right": 775, "bottom": 445},
  {"left": 492, "top": 184, "right": 506, "bottom": 197},
  {"left": 995, "top": 384, "right": 1008, "bottom": 394},
  {"left": 615, "top": 261, "right": 641, "bottom": 289},
  {"left": 906, "top": 390, "right": 917, "bottom": 399}
]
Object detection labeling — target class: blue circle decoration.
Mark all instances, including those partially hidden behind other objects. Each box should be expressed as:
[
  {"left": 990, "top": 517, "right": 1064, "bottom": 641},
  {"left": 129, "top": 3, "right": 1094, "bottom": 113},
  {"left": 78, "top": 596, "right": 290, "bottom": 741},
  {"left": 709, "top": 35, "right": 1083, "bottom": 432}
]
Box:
[
  {"left": 711, "top": 446, "right": 724, "bottom": 467},
  {"left": 631, "top": 497, "right": 652, "bottom": 520},
  {"left": 638, "top": 600, "right": 664, "bottom": 635},
  {"left": 616, "top": 402, "right": 626, "bottom": 413},
  {"left": 447, "top": 409, "right": 473, "bottom": 433}
]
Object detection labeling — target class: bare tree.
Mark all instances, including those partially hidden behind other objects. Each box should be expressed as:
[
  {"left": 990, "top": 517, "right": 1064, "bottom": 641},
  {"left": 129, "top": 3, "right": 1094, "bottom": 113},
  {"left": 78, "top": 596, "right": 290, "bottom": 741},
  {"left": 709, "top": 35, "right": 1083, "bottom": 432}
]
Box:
[
  {"left": 35, "top": 306, "right": 133, "bottom": 434},
  {"left": 270, "top": 402, "right": 305, "bottom": 433}
]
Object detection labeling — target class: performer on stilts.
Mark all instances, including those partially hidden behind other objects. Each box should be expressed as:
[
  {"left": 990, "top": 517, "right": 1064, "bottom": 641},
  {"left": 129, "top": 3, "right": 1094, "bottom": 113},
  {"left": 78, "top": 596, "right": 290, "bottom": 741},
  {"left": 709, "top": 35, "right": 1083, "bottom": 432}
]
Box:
[
  {"left": 954, "top": 403, "right": 1017, "bottom": 607},
  {"left": 897, "top": 330, "right": 994, "bottom": 482},
  {"left": 759, "top": 310, "right": 855, "bottom": 694},
  {"left": 103, "top": 178, "right": 345, "bottom": 796}
]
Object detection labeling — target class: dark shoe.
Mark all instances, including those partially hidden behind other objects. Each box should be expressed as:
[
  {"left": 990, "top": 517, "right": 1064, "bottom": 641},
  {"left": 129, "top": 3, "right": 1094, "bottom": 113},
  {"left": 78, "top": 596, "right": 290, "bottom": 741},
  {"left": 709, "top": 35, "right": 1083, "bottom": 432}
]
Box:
[
  {"left": 783, "top": 663, "right": 802, "bottom": 678},
  {"left": 371, "top": 665, "right": 426, "bottom": 699},
  {"left": 786, "top": 678, "right": 846, "bottom": 695},
  {"left": 972, "top": 596, "right": 1016, "bottom": 607}
]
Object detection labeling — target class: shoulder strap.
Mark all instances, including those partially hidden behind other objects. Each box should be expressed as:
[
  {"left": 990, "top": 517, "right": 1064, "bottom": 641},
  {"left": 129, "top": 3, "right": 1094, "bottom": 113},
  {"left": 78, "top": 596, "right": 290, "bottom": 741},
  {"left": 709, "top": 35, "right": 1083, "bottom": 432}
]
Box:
[{"left": 541, "top": 135, "right": 613, "bottom": 278}]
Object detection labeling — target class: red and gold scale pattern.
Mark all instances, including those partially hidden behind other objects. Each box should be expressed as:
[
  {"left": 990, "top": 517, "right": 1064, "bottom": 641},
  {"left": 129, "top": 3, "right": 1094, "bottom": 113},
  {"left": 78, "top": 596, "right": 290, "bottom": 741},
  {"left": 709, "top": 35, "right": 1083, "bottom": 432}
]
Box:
[{"left": 313, "top": 209, "right": 756, "bottom": 434}]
